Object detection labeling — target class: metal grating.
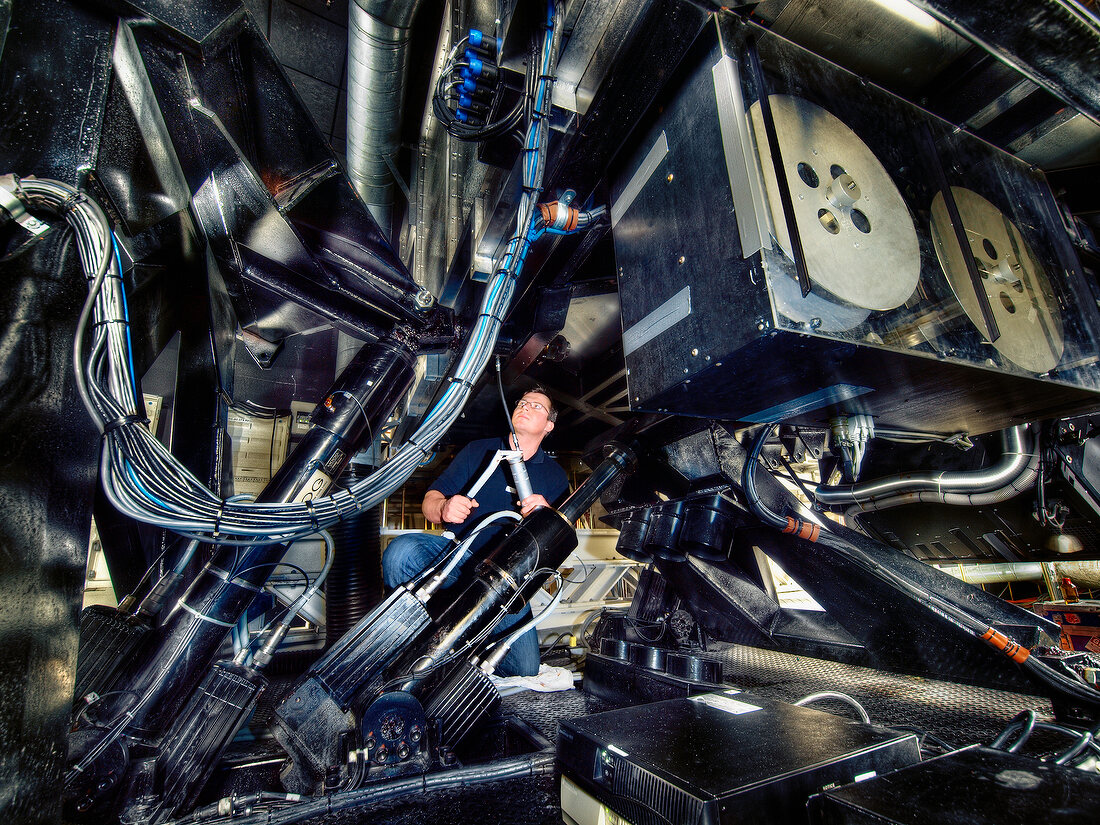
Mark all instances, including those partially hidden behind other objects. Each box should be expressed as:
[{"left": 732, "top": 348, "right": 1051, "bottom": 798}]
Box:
[
  {"left": 226, "top": 645, "right": 1060, "bottom": 825},
  {"left": 705, "top": 643, "right": 1055, "bottom": 750}
]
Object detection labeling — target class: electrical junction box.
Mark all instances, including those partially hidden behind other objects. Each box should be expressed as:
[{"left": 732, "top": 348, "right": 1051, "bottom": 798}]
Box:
[
  {"left": 557, "top": 691, "right": 920, "bottom": 825},
  {"left": 807, "top": 745, "right": 1100, "bottom": 825},
  {"left": 610, "top": 17, "right": 1100, "bottom": 435}
]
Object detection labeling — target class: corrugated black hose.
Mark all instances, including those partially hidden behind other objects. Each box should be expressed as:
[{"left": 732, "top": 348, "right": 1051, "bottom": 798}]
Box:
[{"left": 324, "top": 464, "right": 384, "bottom": 647}]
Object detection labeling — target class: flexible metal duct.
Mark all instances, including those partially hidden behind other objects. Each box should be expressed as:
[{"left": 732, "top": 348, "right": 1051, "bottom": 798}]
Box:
[
  {"left": 939, "top": 561, "right": 1100, "bottom": 588},
  {"left": 815, "top": 425, "right": 1037, "bottom": 511},
  {"left": 347, "top": 0, "right": 423, "bottom": 239}
]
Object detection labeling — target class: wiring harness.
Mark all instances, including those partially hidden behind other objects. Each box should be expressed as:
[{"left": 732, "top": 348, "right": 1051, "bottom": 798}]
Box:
[
  {"left": 432, "top": 23, "right": 527, "bottom": 141},
  {"left": 3, "top": 0, "right": 566, "bottom": 553}
]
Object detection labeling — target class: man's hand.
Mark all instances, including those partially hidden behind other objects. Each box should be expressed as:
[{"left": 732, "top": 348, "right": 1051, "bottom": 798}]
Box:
[
  {"left": 519, "top": 494, "right": 549, "bottom": 517},
  {"left": 441, "top": 494, "right": 478, "bottom": 524}
]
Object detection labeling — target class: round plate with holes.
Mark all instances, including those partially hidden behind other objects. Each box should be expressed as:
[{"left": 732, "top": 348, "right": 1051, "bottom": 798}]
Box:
[
  {"left": 930, "top": 187, "right": 1064, "bottom": 373},
  {"left": 750, "top": 95, "right": 920, "bottom": 315}
]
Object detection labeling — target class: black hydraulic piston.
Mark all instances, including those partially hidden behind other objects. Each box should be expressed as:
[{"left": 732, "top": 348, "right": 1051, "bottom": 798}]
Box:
[
  {"left": 390, "top": 444, "right": 636, "bottom": 692},
  {"left": 83, "top": 335, "right": 417, "bottom": 741}
]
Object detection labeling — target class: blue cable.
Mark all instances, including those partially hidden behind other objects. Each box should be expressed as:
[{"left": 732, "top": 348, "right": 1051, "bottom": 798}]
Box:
[{"left": 110, "top": 233, "right": 142, "bottom": 412}]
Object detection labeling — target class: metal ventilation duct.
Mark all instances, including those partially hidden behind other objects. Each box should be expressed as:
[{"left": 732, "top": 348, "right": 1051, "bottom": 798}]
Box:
[{"left": 346, "top": 0, "right": 423, "bottom": 239}]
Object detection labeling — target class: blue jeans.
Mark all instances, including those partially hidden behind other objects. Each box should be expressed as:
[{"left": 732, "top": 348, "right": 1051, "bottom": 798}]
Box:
[{"left": 382, "top": 532, "right": 540, "bottom": 677}]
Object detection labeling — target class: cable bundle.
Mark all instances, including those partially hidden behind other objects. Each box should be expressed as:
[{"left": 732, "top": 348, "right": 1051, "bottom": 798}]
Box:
[
  {"left": 432, "top": 21, "right": 532, "bottom": 141},
  {"left": 7, "top": 0, "right": 565, "bottom": 553}
]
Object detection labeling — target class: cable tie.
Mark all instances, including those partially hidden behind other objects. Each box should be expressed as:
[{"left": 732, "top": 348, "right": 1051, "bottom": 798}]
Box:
[
  {"left": 177, "top": 598, "right": 236, "bottom": 627},
  {"left": 213, "top": 501, "right": 224, "bottom": 538},
  {"left": 102, "top": 414, "right": 144, "bottom": 434},
  {"left": 407, "top": 438, "right": 431, "bottom": 457},
  {"left": 59, "top": 190, "right": 87, "bottom": 216},
  {"left": 208, "top": 564, "right": 263, "bottom": 592},
  {"left": 305, "top": 499, "right": 319, "bottom": 531},
  {"left": 446, "top": 376, "right": 474, "bottom": 389},
  {"left": 92, "top": 318, "right": 130, "bottom": 329}
]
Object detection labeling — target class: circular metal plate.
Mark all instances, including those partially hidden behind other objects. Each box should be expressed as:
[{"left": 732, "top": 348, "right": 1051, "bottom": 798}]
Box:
[
  {"left": 930, "top": 187, "right": 1064, "bottom": 373},
  {"left": 750, "top": 95, "right": 920, "bottom": 313}
]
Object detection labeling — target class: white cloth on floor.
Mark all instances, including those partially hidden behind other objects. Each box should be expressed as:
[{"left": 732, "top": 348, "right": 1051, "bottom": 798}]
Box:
[{"left": 490, "top": 663, "right": 575, "bottom": 695}]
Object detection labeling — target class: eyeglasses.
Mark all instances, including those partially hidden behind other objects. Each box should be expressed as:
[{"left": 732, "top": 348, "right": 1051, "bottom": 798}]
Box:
[{"left": 515, "top": 399, "right": 548, "bottom": 414}]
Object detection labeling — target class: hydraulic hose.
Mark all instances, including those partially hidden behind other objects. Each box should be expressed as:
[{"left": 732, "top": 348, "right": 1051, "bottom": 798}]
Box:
[
  {"left": 5, "top": 0, "right": 567, "bottom": 548},
  {"left": 743, "top": 426, "right": 1100, "bottom": 707},
  {"left": 175, "top": 750, "right": 556, "bottom": 825},
  {"left": 793, "top": 691, "right": 871, "bottom": 724},
  {"left": 815, "top": 426, "right": 1037, "bottom": 511}
]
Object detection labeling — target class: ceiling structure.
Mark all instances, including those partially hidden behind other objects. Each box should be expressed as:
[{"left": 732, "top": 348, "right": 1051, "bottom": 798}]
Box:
[{"left": 243, "top": 0, "right": 1100, "bottom": 453}]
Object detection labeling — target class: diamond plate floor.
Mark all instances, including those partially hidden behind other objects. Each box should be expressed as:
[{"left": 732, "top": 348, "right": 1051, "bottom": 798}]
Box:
[{"left": 226, "top": 643, "right": 1063, "bottom": 825}]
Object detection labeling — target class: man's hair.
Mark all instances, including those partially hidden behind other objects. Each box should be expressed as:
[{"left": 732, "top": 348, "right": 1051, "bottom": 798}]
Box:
[{"left": 522, "top": 384, "right": 558, "bottom": 422}]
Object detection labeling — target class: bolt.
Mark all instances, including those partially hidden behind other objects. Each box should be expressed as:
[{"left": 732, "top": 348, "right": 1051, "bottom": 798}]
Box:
[
  {"left": 1068, "top": 456, "right": 1074, "bottom": 464},
  {"left": 414, "top": 289, "right": 434, "bottom": 309},
  {"left": 691, "top": 348, "right": 699, "bottom": 356},
  {"left": 667, "top": 173, "right": 674, "bottom": 183},
  {"left": 678, "top": 255, "right": 685, "bottom": 264}
]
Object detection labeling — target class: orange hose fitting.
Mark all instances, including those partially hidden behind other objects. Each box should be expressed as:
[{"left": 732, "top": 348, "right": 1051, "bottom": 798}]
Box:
[
  {"left": 782, "top": 517, "right": 820, "bottom": 542},
  {"left": 980, "top": 627, "right": 1031, "bottom": 664},
  {"left": 538, "top": 201, "right": 579, "bottom": 231}
]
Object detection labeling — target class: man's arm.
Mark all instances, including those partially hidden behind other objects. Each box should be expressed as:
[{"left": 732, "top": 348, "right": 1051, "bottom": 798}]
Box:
[
  {"left": 423, "top": 488, "right": 478, "bottom": 525},
  {"left": 422, "top": 489, "right": 447, "bottom": 525}
]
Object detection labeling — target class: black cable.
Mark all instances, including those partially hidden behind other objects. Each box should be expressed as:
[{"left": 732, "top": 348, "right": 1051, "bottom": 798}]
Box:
[
  {"left": 431, "top": 28, "right": 530, "bottom": 143},
  {"left": 991, "top": 709, "right": 1037, "bottom": 752},
  {"left": 174, "top": 751, "right": 556, "bottom": 825},
  {"left": 230, "top": 562, "right": 311, "bottom": 593},
  {"left": 778, "top": 453, "right": 821, "bottom": 510},
  {"left": 744, "top": 427, "right": 1100, "bottom": 708},
  {"left": 889, "top": 724, "right": 959, "bottom": 754},
  {"left": 743, "top": 424, "right": 787, "bottom": 529}
]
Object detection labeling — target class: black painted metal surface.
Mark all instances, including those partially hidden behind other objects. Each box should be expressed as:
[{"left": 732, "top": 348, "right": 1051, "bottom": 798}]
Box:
[
  {"left": 0, "top": 2, "right": 116, "bottom": 820},
  {"left": 910, "top": 0, "right": 1100, "bottom": 127},
  {"left": 559, "top": 693, "right": 921, "bottom": 825},
  {"left": 808, "top": 745, "right": 1100, "bottom": 825},
  {"left": 611, "top": 17, "right": 1100, "bottom": 436}
]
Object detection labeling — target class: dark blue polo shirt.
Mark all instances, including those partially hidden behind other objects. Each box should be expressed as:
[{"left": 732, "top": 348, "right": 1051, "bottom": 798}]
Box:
[{"left": 429, "top": 437, "right": 570, "bottom": 553}]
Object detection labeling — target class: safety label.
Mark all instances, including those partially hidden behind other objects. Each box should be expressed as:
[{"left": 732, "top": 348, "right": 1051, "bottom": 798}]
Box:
[{"left": 690, "top": 693, "right": 761, "bottom": 716}]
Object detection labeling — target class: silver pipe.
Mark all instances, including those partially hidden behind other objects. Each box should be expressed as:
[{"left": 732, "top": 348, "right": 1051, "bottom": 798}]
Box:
[
  {"left": 346, "top": 0, "right": 424, "bottom": 239},
  {"left": 937, "top": 562, "right": 1044, "bottom": 585},
  {"left": 816, "top": 425, "right": 1034, "bottom": 506}
]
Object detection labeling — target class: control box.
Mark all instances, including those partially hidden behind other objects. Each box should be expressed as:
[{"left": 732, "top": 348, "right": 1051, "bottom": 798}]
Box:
[{"left": 558, "top": 691, "right": 920, "bottom": 825}]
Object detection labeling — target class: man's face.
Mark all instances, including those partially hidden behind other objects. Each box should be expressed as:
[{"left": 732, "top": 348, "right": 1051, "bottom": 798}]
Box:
[{"left": 512, "top": 392, "right": 554, "bottom": 440}]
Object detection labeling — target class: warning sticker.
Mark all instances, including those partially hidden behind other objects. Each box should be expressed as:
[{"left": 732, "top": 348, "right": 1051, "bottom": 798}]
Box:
[
  {"left": 292, "top": 468, "right": 333, "bottom": 504},
  {"left": 690, "top": 693, "right": 761, "bottom": 716}
]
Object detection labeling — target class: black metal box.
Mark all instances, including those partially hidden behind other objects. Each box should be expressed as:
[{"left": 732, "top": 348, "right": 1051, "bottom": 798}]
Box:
[
  {"left": 807, "top": 745, "right": 1100, "bottom": 824},
  {"left": 557, "top": 692, "right": 920, "bottom": 825},
  {"left": 610, "top": 18, "right": 1100, "bottom": 434}
]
